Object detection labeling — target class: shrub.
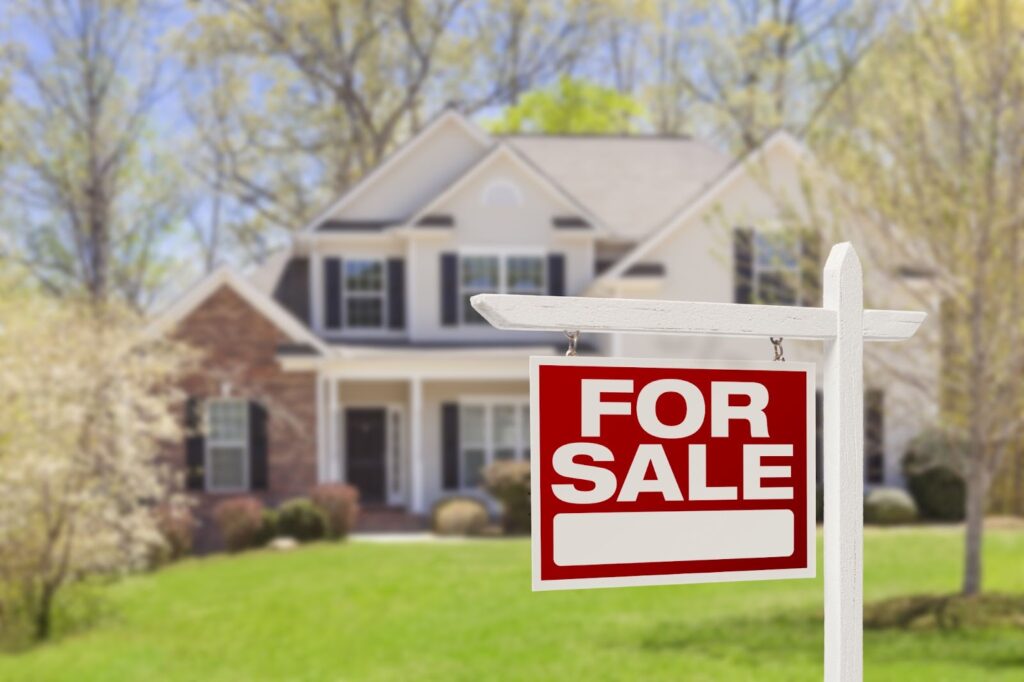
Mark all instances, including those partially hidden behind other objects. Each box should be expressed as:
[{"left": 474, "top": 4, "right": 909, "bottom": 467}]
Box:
[
  {"left": 902, "top": 428, "right": 967, "bottom": 521},
  {"left": 310, "top": 484, "right": 360, "bottom": 540},
  {"left": 432, "top": 497, "right": 490, "bottom": 536},
  {"left": 153, "top": 504, "right": 195, "bottom": 564},
  {"left": 864, "top": 487, "right": 919, "bottom": 525},
  {"left": 213, "top": 497, "right": 266, "bottom": 552},
  {"left": 907, "top": 467, "right": 966, "bottom": 521},
  {"left": 483, "top": 460, "right": 531, "bottom": 535},
  {"left": 275, "top": 498, "right": 327, "bottom": 542},
  {"left": 256, "top": 509, "right": 279, "bottom": 546}
]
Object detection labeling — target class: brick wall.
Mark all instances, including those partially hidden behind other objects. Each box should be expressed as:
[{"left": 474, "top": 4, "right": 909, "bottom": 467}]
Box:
[{"left": 170, "top": 284, "right": 318, "bottom": 549}]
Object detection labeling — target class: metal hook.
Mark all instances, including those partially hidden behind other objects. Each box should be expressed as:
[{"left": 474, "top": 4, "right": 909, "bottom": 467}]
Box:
[
  {"left": 565, "top": 330, "right": 580, "bottom": 357},
  {"left": 770, "top": 336, "right": 785, "bottom": 362}
]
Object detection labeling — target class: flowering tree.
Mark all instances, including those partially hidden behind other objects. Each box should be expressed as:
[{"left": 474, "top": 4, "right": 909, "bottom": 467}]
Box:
[{"left": 0, "top": 286, "right": 193, "bottom": 642}]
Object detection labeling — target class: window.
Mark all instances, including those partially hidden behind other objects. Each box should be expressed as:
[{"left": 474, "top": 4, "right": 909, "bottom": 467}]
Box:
[
  {"left": 206, "top": 399, "right": 249, "bottom": 492},
  {"left": 343, "top": 259, "right": 385, "bottom": 328},
  {"left": 753, "top": 232, "right": 801, "bottom": 305},
  {"left": 460, "top": 254, "right": 546, "bottom": 324},
  {"left": 459, "top": 401, "right": 530, "bottom": 488}
]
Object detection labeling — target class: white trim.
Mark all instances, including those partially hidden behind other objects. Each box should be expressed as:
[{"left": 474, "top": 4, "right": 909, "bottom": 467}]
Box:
[
  {"left": 528, "top": 355, "right": 817, "bottom": 592},
  {"left": 300, "top": 110, "right": 491, "bottom": 233},
  {"left": 407, "top": 143, "right": 609, "bottom": 233},
  {"left": 338, "top": 257, "right": 388, "bottom": 331},
  {"left": 593, "top": 131, "right": 811, "bottom": 287},
  {"left": 204, "top": 398, "right": 250, "bottom": 494},
  {"left": 146, "top": 266, "right": 330, "bottom": 355}
]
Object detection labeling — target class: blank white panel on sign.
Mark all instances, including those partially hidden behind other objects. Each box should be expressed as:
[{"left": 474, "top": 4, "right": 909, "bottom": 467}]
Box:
[{"left": 553, "top": 510, "right": 795, "bottom": 566}]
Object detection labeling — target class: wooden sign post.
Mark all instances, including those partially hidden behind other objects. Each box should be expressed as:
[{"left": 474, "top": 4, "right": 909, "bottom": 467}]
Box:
[{"left": 471, "top": 243, "right": 925, "bottom": 682}]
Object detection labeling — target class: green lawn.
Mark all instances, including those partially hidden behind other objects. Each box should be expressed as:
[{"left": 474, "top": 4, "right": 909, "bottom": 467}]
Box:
[{"left": 2, "top": 528, "right": 1023, "bottom": 681}]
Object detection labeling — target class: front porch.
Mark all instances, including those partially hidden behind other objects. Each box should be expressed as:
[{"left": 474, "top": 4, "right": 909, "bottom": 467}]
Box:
[{"left": 306, "top": 348, "right": 537, "bottom": 517}]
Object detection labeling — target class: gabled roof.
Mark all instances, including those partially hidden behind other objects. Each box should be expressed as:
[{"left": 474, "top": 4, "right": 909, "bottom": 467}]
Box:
[
  {"left": 505, "top": 134, "right": 731, "bottom": 240},
  {"left": 407, "top": 141, "right": 610, "bottom": 233},
  {"left": 592, "top": 131, "right": 811, "bottom": 287},
  {"left": 300, "top": 109, "right": 491, "bottom": 233},
  {"left": 146, "top": 267, "right": 329, "bottom": 355}
]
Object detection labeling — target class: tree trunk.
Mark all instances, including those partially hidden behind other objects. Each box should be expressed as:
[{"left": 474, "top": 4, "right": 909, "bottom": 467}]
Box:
[
  {"left": 962, "top": 450, "right": 986, "bottom": 596},
  {"left": 33, "top": 584, "right": 55, "bottom": 641}
]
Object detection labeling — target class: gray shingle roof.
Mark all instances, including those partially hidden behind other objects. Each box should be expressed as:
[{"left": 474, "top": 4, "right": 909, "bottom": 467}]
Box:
[{"left": 505, "top": 135, "right": 730, "bottom": 241}]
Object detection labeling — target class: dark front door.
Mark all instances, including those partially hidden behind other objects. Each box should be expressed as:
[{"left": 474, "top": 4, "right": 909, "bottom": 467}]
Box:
[{"left": 345, "top": 408, "right": 387, "bottom": 504}]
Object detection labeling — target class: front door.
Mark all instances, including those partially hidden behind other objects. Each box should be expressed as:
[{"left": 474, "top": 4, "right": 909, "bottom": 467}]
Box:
[{"left": 345, "top": 408, "right": 387, "bottom": 504}]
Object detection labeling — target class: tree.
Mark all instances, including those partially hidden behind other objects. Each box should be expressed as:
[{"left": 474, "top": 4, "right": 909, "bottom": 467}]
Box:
[
  {"left": 809, "top": 0, "right": 1024, "bottom": 595},
  {"left": 0, "top": 283, "right": 192, "bottom": 643},
  {"left": 488, "top": 76, "right": 646, "bottom": 134},
  {"left": 178, "top": 0, "right": 604, "bottom": 249},
  {"left": 0, "top": 0, "right": 182, "bottom": 308}
]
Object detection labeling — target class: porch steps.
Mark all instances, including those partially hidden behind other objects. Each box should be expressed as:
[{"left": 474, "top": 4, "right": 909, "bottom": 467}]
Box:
[{"left": 357, "top": 505, "right": 428, "bottom": 533}]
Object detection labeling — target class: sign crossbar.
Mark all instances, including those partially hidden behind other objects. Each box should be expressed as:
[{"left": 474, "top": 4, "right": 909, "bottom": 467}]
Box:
[{"left": 471, "top": 242, "right": 925, "bottom": 682}]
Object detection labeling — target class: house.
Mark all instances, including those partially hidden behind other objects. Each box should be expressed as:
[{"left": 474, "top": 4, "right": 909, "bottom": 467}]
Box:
[{"left": 150, "top": 110, "right": 931, "bottom": 542}]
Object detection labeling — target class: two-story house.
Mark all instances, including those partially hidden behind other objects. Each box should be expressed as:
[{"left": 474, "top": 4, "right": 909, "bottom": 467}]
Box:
[{"left": 150, "top": 110, "right": 928, "bottom": 540}]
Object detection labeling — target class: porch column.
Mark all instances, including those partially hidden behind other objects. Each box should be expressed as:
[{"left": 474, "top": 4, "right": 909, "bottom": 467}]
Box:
[
  {"left": 328, "top": 376, "right": 340, "bottom": 482},
  {"left": 410, "top": 376, "right": 425, "bottom": 514}
]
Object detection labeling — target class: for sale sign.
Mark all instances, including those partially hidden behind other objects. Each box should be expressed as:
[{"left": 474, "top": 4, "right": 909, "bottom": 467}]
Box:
[{"left": 530, "top": 356, "right": 816, "bottom": 591}]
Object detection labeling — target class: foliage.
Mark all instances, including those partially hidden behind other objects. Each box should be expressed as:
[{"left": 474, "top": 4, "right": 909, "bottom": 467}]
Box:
[
  {"left": 864, "top": 488, "right": 919, "bottom": 526},
  {"left": 213, "top": 497, "right": 268, "bottom": 553},
  {"left": 865, "top": 593, "right": 1024, "bottom": 630},
  {"left": 903, "top": 429, "right": 968, "bottom": 478},
  {"left": 907, "top": 468, "right": 967, "bottom": 522},
  {"left": 152, "top": 505, "right": 196, "bottom": 566},
  {"left": 275, "top": 498, "right": 327, "bottom": 543},
  {"left": 431, "top": 497, "right": 490, "bottom": 537},
  {"left": 0, "top": 530, "right": 1022, "bottom": 679},
  {"left": 809, "top": 0, "right": 1024, "bottom": 594},
  {"left": 489, "top": 76, "right": 645, "bottom": 134},
  {"left": 482, "top": 460, "right": 531, "bottom": 534},
  {"left": 1, "top": 0, "right": 185, "bottom": 306},
  {"left": 0, "top": 286, "right": 192, "bottom": 642},
  {"left": 310, "top": 484, "right": 360, "bottom": 540}
]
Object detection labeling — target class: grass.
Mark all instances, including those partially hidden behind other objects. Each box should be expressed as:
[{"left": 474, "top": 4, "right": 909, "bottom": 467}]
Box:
[{"left": 1, "top": 527, "right": 1022, "bottom": 681}]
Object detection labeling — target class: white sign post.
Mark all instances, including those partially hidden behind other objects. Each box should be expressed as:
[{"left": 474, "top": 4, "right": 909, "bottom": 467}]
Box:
[{"left": 471, "top": 243, "right": 925, "bottom": 682}]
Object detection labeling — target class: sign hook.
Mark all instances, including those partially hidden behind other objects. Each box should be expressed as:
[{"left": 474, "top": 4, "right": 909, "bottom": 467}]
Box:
[
  {"left": 565, "top": 330, "right": 580, "bottom": 357},
  {"left": 770, "top": 336, "right": 785, "bottom": 362}
]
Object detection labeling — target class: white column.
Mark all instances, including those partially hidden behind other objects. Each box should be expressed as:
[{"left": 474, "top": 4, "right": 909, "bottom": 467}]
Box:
[
  {"left": 328, "top": 376, "right": 340, "bottom": 482},
  {"left": 410, "top": 376, "right": 425, "bottom": 514},
  {"left": 823, "top": 243, "right": 864, "bottom": 682}
]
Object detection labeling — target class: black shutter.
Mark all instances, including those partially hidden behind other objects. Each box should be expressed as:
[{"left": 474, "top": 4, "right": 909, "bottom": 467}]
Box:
[
  {"left": 733, "top": 227, "right": 754, "bottom": 304},
  {"left": 324, "top": 257, "right": 342, "bottom": 329},
  {"left": 249, "top": 401, "right": 269, "bottom": 491},
  {"left": 442, "top": 403, "right": 460, "bottom": 490},
  {"left": 441, "top": 253, "right": 458, "bottom": 326},
  {"left": 547, "top": 253, "right": 566, "bottom": 296},
  {"left": 801, "top": 231, "right": 822, "bottom": 307},
  {"left": 387, "top": 258, "right": 406, "bottom": 329},
  {"left": 184, "top": 397, "right": 204, "bottom": 491}
]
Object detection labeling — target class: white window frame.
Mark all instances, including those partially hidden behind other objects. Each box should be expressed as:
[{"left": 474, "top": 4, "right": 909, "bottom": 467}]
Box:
[
  {"left": 752, "top": 230, "right": 802, "bottom": 305},
  {"left": 341, "top": 257, "right": 388, "bottom": 330},
  {"left": 458, "top": 249, "right": 548, "bottom": 325},
  {"left": 205, "top": 398, "right": 250, "bottom": 493},
  {"left": 458, "top": 397, "right": 531, "bottom": 489}
]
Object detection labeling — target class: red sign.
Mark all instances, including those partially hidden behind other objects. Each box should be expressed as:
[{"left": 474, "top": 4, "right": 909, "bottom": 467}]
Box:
[{"left": 530, "top": 356, "right": 816, "bottom": 590}]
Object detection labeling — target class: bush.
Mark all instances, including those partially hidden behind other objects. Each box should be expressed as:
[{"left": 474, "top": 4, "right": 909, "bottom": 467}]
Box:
[
  {"left": 310, "top": 484, "right": 360, "bottom": 540},
  {"left": 483, "top": 460, "right": 531, "bottom": 535},
  {"left": 153, "top": 504, "right": 195, "bottom": 564},
  {"left": 213, "top": 497, "right": 266, "bottom": 552},
  {"left": 907, "top": 467, "right": 966, "bottom": 521},
  {"left": 256, "top": 509, "right": 279, "bottom": 546},
  {"left": 432, "top": 497, "right": 490, "bottom": 536},
  {"left": 902, "top": 428, "right": 967, "bottom": 521},
  {"left": 864, "top": 487, "right": 919, "bottom": 525},
  {"left": 275, "top": 498, "right": 327, "bottom": 542}
]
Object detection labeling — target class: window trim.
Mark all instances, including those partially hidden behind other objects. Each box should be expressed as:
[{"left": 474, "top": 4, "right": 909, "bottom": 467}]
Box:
[
  {"left": 457, "top": 397, "right": 531, "bottom": 490},
  {"left": 752, "top": 230, "right": 802, "bottom": 305},
  {"left": 457, "top": 249, "right": 548, "bottom": 325},
  {"left": 204, "top": 398, "right": 250, "bottom": 493}
]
